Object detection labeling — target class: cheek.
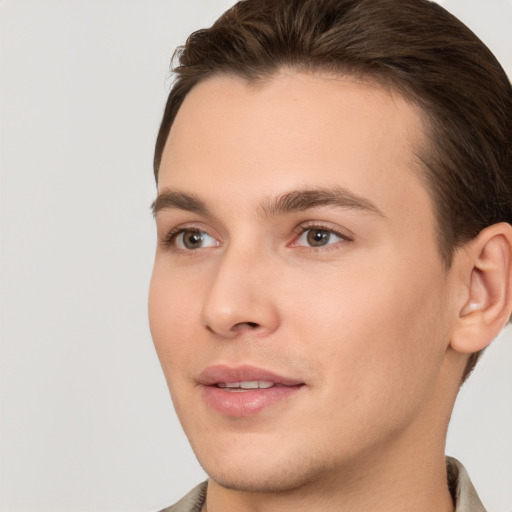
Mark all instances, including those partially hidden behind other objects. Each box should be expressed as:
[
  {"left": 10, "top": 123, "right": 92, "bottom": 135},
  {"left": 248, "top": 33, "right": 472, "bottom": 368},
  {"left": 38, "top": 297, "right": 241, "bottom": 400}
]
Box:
[
  {"left": 148, "top": 264, "right": 203, "bottom": 376},
  {"left": 284, "top": 259, "right": 449, "bottom": 406}
]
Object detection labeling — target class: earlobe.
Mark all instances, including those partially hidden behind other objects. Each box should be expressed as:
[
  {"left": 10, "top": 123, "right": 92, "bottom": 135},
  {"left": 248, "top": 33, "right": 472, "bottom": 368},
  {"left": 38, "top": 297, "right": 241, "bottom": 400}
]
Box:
[{"left": 450, "top": 223, "right": 512, "bottom": 354}]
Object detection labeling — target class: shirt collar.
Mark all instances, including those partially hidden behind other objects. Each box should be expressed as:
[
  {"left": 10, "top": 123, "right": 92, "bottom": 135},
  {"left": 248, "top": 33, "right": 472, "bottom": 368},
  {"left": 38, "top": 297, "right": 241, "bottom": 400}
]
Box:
[{"left": 446, "top": 457, "right": 487, "bottom": 512}]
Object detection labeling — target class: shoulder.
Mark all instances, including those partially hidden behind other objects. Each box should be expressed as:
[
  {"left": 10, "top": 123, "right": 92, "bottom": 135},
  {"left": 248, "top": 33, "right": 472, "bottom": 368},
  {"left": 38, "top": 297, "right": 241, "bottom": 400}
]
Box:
[{"left": 157, "top": 481, "right": 208, "bottom": 512}]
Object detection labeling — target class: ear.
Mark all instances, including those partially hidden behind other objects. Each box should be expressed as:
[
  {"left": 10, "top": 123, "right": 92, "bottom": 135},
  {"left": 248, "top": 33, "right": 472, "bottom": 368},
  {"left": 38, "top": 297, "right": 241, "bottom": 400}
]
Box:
[{"left": 450, "top": 222, "right": 512, "bottom": 354}]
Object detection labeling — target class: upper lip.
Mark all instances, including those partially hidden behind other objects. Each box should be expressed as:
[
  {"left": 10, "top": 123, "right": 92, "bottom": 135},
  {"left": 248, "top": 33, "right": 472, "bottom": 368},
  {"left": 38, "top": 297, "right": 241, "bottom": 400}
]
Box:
[{"left": 197, "top": 364, "right": 304, "bottom": 386}]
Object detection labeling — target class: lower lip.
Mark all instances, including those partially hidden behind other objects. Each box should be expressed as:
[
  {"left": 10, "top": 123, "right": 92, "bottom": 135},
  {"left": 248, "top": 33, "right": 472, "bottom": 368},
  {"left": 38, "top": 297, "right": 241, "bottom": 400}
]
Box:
[{"left": 201, "top": 385, "right": 303, "bottom": 417}]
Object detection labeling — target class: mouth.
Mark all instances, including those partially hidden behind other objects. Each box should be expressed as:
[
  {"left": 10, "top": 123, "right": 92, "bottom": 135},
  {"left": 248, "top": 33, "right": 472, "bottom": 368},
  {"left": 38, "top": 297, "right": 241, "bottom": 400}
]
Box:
[
  {"left": 217, "top": 380, "right": 285, "bottom": 391},
  {"left": 198, "top": 364, "right": 304, "bottom": 386},
  {"left": 198, "top": 365, "right": 305, "bottom": 417}
]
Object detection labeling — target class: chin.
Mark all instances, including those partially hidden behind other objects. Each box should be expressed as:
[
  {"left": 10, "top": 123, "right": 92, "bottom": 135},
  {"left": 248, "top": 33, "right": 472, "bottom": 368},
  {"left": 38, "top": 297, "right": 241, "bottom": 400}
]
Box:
[
  {"left": 202, "top": 462, "right": 324, "bottom": 493},
  {"left": 193, "top": 441, "right": 337, "bottom": 494}
]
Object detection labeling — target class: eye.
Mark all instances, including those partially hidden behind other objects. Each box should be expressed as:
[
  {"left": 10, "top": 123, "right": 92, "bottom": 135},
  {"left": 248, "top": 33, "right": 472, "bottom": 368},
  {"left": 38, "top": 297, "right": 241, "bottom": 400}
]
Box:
[
  {"left": 172, "top": 229, "right": 219, "bottom": 250},
  {"left": 295, "top": 227, "right": 344, "bottom": 248}
]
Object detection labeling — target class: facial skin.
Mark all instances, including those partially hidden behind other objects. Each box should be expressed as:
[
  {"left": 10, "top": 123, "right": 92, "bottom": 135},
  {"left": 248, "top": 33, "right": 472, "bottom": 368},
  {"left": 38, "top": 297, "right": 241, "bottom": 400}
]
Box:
[{"left": 149, "top": 71, "right": 469, "bottom": 511}]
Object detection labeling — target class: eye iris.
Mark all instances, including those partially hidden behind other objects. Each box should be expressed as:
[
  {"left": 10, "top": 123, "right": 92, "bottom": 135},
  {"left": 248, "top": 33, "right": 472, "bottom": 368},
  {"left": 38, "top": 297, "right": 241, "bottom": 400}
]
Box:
[
  {"left": 183, "top": 230, "right": 203, "bottom": 249},
  {"left": 307, "top": 229, "right": 330, "bottom": 247}
]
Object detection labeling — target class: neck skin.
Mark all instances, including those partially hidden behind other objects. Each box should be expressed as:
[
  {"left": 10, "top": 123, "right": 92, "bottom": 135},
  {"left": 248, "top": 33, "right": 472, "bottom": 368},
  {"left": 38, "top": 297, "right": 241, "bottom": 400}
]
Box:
[{"left": 202, "top": 352, "right": 463, "bottom": 512}]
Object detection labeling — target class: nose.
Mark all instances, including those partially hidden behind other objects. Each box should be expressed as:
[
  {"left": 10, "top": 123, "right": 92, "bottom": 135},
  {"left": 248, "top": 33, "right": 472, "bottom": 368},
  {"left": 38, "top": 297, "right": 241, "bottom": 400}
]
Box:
[{"left": 201, "top": 247, "right": 280, "bottom": 338}]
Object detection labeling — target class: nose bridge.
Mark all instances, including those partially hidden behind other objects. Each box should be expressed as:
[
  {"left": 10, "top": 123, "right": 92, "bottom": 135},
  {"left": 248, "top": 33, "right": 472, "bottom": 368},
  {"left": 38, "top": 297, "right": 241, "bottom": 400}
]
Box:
[{"left": 202, "top": 241, "right": 278, "bottom": 337}]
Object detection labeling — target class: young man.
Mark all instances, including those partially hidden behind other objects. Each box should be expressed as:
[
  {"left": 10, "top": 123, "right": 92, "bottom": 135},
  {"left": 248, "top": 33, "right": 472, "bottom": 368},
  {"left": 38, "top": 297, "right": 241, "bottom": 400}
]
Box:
[{"left": 148, "top": 0, "right": 512, "bottom": 510}]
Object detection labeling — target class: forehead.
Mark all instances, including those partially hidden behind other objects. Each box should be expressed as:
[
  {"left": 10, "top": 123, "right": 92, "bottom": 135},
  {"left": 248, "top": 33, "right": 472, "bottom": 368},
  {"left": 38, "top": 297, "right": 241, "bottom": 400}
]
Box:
[{"left": 158, "top": 71, "right": 433, "bottom": 229}]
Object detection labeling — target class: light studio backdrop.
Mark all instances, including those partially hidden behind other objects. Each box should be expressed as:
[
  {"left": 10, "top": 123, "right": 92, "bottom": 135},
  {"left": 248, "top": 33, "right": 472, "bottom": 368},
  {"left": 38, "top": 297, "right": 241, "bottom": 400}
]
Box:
[{"left": 0, "top": 1, "right": 511, "bottom": 511}]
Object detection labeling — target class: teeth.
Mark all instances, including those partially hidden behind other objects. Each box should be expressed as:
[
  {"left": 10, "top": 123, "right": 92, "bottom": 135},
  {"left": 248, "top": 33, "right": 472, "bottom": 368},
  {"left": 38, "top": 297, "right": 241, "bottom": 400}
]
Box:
[
  {"left": 217, "top": 381, "right": 275, "bottom": 389},
  {"left": 240, "top": 381, "right": 258, "bottom": 389}
]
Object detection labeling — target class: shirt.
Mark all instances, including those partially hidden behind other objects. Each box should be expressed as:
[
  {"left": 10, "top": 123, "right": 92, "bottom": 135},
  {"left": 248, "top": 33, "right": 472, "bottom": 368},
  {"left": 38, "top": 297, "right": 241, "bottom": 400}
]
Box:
[{"left": 159, "top": 457, "right": 486, "bottom": 512}]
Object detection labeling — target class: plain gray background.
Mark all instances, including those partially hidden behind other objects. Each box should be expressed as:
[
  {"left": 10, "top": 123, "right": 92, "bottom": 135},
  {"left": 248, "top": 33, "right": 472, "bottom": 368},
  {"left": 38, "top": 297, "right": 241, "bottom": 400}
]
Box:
[{"left": 0, "top": 1, "right": 511, "bottom": 511}]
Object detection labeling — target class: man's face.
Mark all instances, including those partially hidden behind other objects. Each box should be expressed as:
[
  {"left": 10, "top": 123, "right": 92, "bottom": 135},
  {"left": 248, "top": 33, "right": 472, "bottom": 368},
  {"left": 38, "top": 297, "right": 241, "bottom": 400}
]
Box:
[{"left": 149, "top": 72, "right": 458, "bottom": 491}]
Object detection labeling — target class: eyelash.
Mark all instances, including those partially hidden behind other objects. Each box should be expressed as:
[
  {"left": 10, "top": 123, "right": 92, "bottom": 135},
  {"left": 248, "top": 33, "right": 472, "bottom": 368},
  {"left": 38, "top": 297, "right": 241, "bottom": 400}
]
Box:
[{"left": 160, "top": 222, "right": 352, "bottom": 253}]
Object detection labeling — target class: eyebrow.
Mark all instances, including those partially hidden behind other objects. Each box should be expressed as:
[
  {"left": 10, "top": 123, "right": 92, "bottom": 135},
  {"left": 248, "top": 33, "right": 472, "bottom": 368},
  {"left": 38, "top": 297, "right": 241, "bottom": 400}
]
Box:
[
  {"left": 152, "top": 189, "right": 211, "bottom": 217},
  {"left": 260, "top": 187, "right": 386, "bottom": 218},
  {"left": 152, "top": 186, "right": 385, "bottom": 219}
]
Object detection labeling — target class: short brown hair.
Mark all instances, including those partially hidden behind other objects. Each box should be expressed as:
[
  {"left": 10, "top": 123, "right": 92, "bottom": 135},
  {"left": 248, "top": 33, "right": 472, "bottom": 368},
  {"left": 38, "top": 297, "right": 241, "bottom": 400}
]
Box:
[{"left": 153, "top": 0, "right": 512, "bottom": 379}]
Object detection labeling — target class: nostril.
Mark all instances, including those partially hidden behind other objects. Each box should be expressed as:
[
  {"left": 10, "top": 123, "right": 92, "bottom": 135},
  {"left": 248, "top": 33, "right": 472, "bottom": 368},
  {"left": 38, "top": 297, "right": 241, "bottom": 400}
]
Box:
[
  {"left": 234, "top": 321, "right": 260, "bottom": 330},
  {"left": 204, "top": 320, "right": 261, "bottom": 336}
]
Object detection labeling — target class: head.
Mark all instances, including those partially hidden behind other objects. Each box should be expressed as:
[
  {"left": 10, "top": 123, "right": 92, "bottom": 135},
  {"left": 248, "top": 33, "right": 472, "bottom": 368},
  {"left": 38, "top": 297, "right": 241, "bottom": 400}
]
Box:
[{"left": 149, "top": 0, "right": 512, "bottom": 495}]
